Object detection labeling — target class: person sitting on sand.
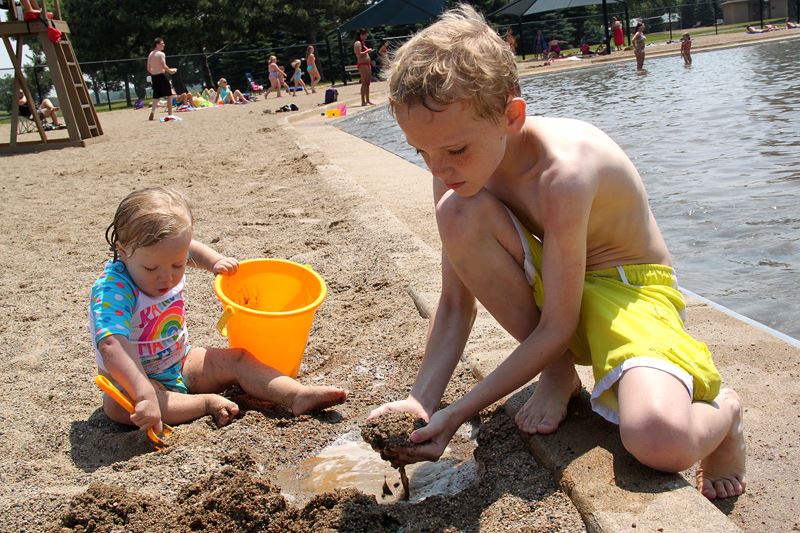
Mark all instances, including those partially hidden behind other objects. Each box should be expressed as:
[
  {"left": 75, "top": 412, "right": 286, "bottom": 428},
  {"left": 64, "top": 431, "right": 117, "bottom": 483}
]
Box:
[
  {"left": 90, "top": 187, "right": 347, "bottom": 434},
  {"left": 370, "top": 5, "right": 746, "bottom": 501},
  {"left": 547, "top": 38, "right": 565, "bottom": 59},
  {"left": 787, "top": 19, "right": 799, "bottom": 29},
  {"left": 17, "top": 88, "right": 65, "bottom": 129},
  {"left": 746, "top": 25, "right": 776, "bottom": 33},
  {"left": 216, "top": 78, "right": 249, "bottom": 104}
]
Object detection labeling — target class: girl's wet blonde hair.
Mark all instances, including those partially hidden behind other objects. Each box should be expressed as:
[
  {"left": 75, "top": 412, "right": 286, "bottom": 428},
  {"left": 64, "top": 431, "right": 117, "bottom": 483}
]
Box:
[
  {"left": 388, "top": 4, "right": 520, "bottom": 121},
  {"left": 105, "top": 187, "right": 193, "bottom": 260}
]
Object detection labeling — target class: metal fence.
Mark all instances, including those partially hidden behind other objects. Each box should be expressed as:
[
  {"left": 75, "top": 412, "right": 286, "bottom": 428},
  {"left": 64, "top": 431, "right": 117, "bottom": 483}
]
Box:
[{"left": 3, "top": 1, "right": 798, "bottom": 119}]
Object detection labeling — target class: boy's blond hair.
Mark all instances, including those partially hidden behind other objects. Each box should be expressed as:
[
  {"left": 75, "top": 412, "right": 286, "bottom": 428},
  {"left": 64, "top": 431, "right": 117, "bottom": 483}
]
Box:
[
  {"left": 388, "top": 4, "right": 520, "bottom": 121},
  {"left": 106, "top": 187, "right": 194, "bottom": 260}
]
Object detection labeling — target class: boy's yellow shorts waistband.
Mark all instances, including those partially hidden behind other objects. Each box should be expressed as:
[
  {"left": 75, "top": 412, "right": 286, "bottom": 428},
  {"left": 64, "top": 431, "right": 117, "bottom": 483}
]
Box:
[{"left": 506, "top": 207, "right": 721, "bottom": 424}]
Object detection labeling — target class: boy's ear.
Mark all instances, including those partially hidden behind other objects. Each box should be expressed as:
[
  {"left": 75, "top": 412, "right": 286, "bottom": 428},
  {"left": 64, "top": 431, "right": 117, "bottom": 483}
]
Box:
[{"left": 504, "top": 97, "right": 526, "bottom": 130}]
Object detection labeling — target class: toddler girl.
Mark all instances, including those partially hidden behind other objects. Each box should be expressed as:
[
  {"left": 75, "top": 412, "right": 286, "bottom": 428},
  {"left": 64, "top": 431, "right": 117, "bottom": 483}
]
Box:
[
  {"left": 90, "top": 187, "right": 346, "bottom": 434},
  {"left": 290, "top": 59, "right": 309, "bottom": 96}
]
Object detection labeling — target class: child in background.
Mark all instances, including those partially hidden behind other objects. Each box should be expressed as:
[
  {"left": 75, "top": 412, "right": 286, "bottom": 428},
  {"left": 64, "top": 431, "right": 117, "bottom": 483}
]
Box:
[
  {"left": 90, "top": 187, "right": 347, "bottom": 435},
  {"left": 370, "top": 5, "right": 745, "bottom": 501},
  {"left": 265, "top": 55, "right": 283, "bottom": 98},
  {"left": 290, "top": 59, "right": 309, "bottom": 97},
  {"left": 306, "top": 45, "right": 321, "bottom": 94},
  {"left": 680, "top": 33, "right": 692, "bottom": 66}
]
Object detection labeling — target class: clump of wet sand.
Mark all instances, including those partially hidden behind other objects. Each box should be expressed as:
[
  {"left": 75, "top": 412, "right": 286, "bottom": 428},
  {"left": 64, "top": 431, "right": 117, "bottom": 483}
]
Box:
[
  {"left": 361, "top": 412, "right": 427, "bottom": 499},
  {"left": 361, "top": 412, "right": 427, "bottom": 453}
]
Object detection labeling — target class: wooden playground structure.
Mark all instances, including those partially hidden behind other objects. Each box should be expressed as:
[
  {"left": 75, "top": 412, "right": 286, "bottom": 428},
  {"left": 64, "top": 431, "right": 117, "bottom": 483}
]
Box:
[{"left": 1, "top": 0, "right": 103, "bottom": 154}]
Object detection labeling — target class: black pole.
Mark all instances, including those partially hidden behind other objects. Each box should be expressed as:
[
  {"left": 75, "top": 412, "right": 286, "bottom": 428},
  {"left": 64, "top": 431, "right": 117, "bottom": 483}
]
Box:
[
  {"left": 32, "top": 63, "right": 42, "bottom": 102},
  {"left": 337, "top": 30, "right": 347, "bottom": 86},
  {"left": 760, "top": 0, "right": 764, "bottom": 28},
  {"left": 124, "top": 72, "right": 132, "bottom": 107},
  {"left": 625, "top": 5, "right": 631, "bottom": 46},
  {"left": 601, "top": 0, "right": 611, "bottom": 55},
  {"left": 713, "top": 3, "right": 719, "bottom": 35},
  {"left": 102, "top": 60, "right": 111, "bottom": 111},
  {"left": 325, "top": 37, "right": 335, "bottom": 85},
  {"left": 797, "top": 0, "right": 799, "bottom": 23},
  {"left": 668, "top": 6, "right": 673, "bottom": 41},
  {"left": 517, "top": 18, "right": 525, "bottom": 60},
  {"left": 202, "top": 47, "right": 214, "bottom": 88}
]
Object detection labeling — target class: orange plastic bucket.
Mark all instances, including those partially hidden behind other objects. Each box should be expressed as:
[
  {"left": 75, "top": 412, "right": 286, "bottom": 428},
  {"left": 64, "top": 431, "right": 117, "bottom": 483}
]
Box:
[{"left": 214, "top": 258, "right": 327, "bottom": 377}]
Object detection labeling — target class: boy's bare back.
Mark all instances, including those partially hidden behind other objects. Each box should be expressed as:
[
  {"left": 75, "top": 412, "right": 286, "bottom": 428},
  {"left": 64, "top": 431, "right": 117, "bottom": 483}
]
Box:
[{"left": 497, "top": 116, "right": 672, "bottom": 271}]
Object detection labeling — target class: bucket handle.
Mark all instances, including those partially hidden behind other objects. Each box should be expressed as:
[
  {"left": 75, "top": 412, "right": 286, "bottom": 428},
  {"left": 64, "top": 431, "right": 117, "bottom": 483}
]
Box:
[{"left": 216, "top": 305, "right": 235, "bottom": 337}]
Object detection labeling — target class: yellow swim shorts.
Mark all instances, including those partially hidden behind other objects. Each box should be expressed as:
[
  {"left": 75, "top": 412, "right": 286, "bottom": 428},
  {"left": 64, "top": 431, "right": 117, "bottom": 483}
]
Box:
[{"left": 507, "top": 209, "right": 720, "bottom": 424}]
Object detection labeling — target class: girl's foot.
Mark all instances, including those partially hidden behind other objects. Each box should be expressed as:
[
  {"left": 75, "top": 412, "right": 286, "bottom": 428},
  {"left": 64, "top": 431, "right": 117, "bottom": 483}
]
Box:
[
  {"left": 697, "top": 388, "right": 747, "bottom": 499},
  {"left": 205, "top": 394, "right": 240, "bottom": 427},
  {"left": 291, "top": 386, "right": 347, "bottom": 415}
]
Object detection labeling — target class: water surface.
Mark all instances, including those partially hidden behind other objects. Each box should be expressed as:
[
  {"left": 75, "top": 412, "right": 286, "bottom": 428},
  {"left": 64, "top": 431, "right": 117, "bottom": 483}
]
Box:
[{"left": 338, "top": 38, "right": 800, "bottom": 339}]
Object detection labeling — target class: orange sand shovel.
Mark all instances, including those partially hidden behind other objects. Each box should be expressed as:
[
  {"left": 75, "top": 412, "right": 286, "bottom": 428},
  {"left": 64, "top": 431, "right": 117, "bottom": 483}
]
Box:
[{"left": 94, "top": 375, "right": 173, "bottom": 449}]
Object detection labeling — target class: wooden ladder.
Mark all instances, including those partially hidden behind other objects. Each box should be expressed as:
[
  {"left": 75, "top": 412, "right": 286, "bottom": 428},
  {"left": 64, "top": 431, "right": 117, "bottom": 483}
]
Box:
[{"left": 47, "top": 34, "right": 103, "bottom": 139}]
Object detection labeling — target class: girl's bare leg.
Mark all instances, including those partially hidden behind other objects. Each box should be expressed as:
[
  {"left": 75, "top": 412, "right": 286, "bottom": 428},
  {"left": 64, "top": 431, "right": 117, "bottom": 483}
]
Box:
[
  {"left": 102, "top": 380, "right": 239, "bottom": 428},
  {"left": 436, "top": 189, "right": 580, "bottom": 434},
  {"left": 618, "top": 368, "right": 746, "bottom": 499},
  {"left": 182, "top": 347, "right": 347, "bottom": 416}
]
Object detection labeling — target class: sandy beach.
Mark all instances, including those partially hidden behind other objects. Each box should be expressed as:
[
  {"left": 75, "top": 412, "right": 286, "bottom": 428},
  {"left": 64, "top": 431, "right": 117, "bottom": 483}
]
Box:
[{"left": 1, "top": 29, "right": 799, "bottom": 531}]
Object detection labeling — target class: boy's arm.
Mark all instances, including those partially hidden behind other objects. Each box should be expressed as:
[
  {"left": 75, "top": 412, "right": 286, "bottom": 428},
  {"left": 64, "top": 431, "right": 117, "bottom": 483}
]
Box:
[
  {"left": 188, "top": 239, "right": 238, "bottom": 275},
  {"left": 98, "top": 334, "right": 163, "bottom": 433},
  {"left": 404, "top": 176, "right": 594, "bottom": 463},
  {"left": 369, "top": 181, "right": 477, "bottom": 422},
  {"left": 369, "top": 248, "right": 477, "bottom": 422}
]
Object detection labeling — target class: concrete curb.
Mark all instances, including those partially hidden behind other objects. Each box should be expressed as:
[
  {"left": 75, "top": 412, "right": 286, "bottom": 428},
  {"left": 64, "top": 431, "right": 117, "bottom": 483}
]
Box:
[{"left": 288, "top": 114, "right": 743, "bottom": 531}]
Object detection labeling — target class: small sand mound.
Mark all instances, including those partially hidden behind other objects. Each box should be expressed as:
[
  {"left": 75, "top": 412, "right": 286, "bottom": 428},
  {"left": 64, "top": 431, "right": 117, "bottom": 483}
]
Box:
[{"left": 57, "top": 482, "right": 167, "bottom": 532}]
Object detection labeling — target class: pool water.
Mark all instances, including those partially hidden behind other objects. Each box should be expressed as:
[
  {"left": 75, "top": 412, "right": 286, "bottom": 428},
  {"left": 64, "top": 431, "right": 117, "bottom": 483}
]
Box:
[{"left": 337, "top": 38, "right": 800, "bottom": 340}]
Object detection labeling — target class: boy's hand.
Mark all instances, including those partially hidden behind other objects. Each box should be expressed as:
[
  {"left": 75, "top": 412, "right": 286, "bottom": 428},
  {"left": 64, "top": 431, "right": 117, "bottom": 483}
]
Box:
[
  {"left": 382, "top": 408, "right": 457, "bottom": 466},
  {"left": 213, "top": 257, "right": 239, "bottom": 275},
  {"left": 130, "top": 397, "right": 163, "bottom": 434}
]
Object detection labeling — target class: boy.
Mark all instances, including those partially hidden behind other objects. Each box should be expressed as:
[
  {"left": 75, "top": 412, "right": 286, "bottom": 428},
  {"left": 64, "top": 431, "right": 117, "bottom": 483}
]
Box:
[
  {"left": 369, "top": 5, "right": 745, "bottom": 500},
  {"left": 147, "top": 37, "right": 177, "bottom": 121}
]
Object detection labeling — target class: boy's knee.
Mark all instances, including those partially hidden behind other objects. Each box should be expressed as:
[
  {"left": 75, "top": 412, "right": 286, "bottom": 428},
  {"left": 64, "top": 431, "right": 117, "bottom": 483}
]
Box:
[
  {"left": 436, "top": 190, "right": 494, "bottom": 242},
  {"left": 620, "top": 413, "right": 695, "bottom": 472}
]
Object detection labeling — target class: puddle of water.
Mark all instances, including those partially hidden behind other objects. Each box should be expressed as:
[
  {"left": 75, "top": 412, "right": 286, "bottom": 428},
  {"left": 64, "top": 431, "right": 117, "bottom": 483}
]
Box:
[{"left": 275, "top": 424, "right": 478, "bottom": 505}]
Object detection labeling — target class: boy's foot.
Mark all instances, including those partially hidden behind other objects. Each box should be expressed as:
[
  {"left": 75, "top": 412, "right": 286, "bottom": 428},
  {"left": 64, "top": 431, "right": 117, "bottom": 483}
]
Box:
[
  {"left": 696, "top": 388, "right": 747, "bottom": 499},
  {"left": 148, "top": 111, "right": 154, "bottom": 121},
  {"left": 291, "top": 386, "right": 347, "bottom": 415},
  {"left": 205, "top": 395, "right": 240, "bottom": 427},
  {"left": 515, "top": 360, "right": 581, "bottom": 434}
]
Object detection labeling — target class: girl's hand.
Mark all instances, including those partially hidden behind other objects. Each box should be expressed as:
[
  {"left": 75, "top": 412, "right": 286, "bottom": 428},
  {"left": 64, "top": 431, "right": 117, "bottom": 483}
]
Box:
[
  {"left": 130, "top": 397, "right": 163, "bottom": 434},
  {"left": 213, "top": 257, "right": 239, "bottom": 275}
]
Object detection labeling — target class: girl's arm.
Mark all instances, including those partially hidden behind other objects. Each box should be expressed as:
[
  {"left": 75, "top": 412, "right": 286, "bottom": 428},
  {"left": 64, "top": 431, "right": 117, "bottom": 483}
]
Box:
[
  {"left": 98, "top": 335, "right": 162, "bottom": 432},
  {"left": 188, "top": 239, "right": 238, "bottom": 274}
]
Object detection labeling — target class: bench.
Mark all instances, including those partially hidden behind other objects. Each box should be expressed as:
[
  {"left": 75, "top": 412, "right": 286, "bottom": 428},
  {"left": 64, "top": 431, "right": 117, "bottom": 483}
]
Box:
[{"left": 344, "top": 64, "right": 360, "bottom": 81}]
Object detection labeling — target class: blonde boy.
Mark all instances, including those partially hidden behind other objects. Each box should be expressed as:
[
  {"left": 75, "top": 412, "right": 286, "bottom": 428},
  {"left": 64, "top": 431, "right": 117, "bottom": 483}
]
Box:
[{"left": 370, "top": 5, "right": 745, "bottom": 500}]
